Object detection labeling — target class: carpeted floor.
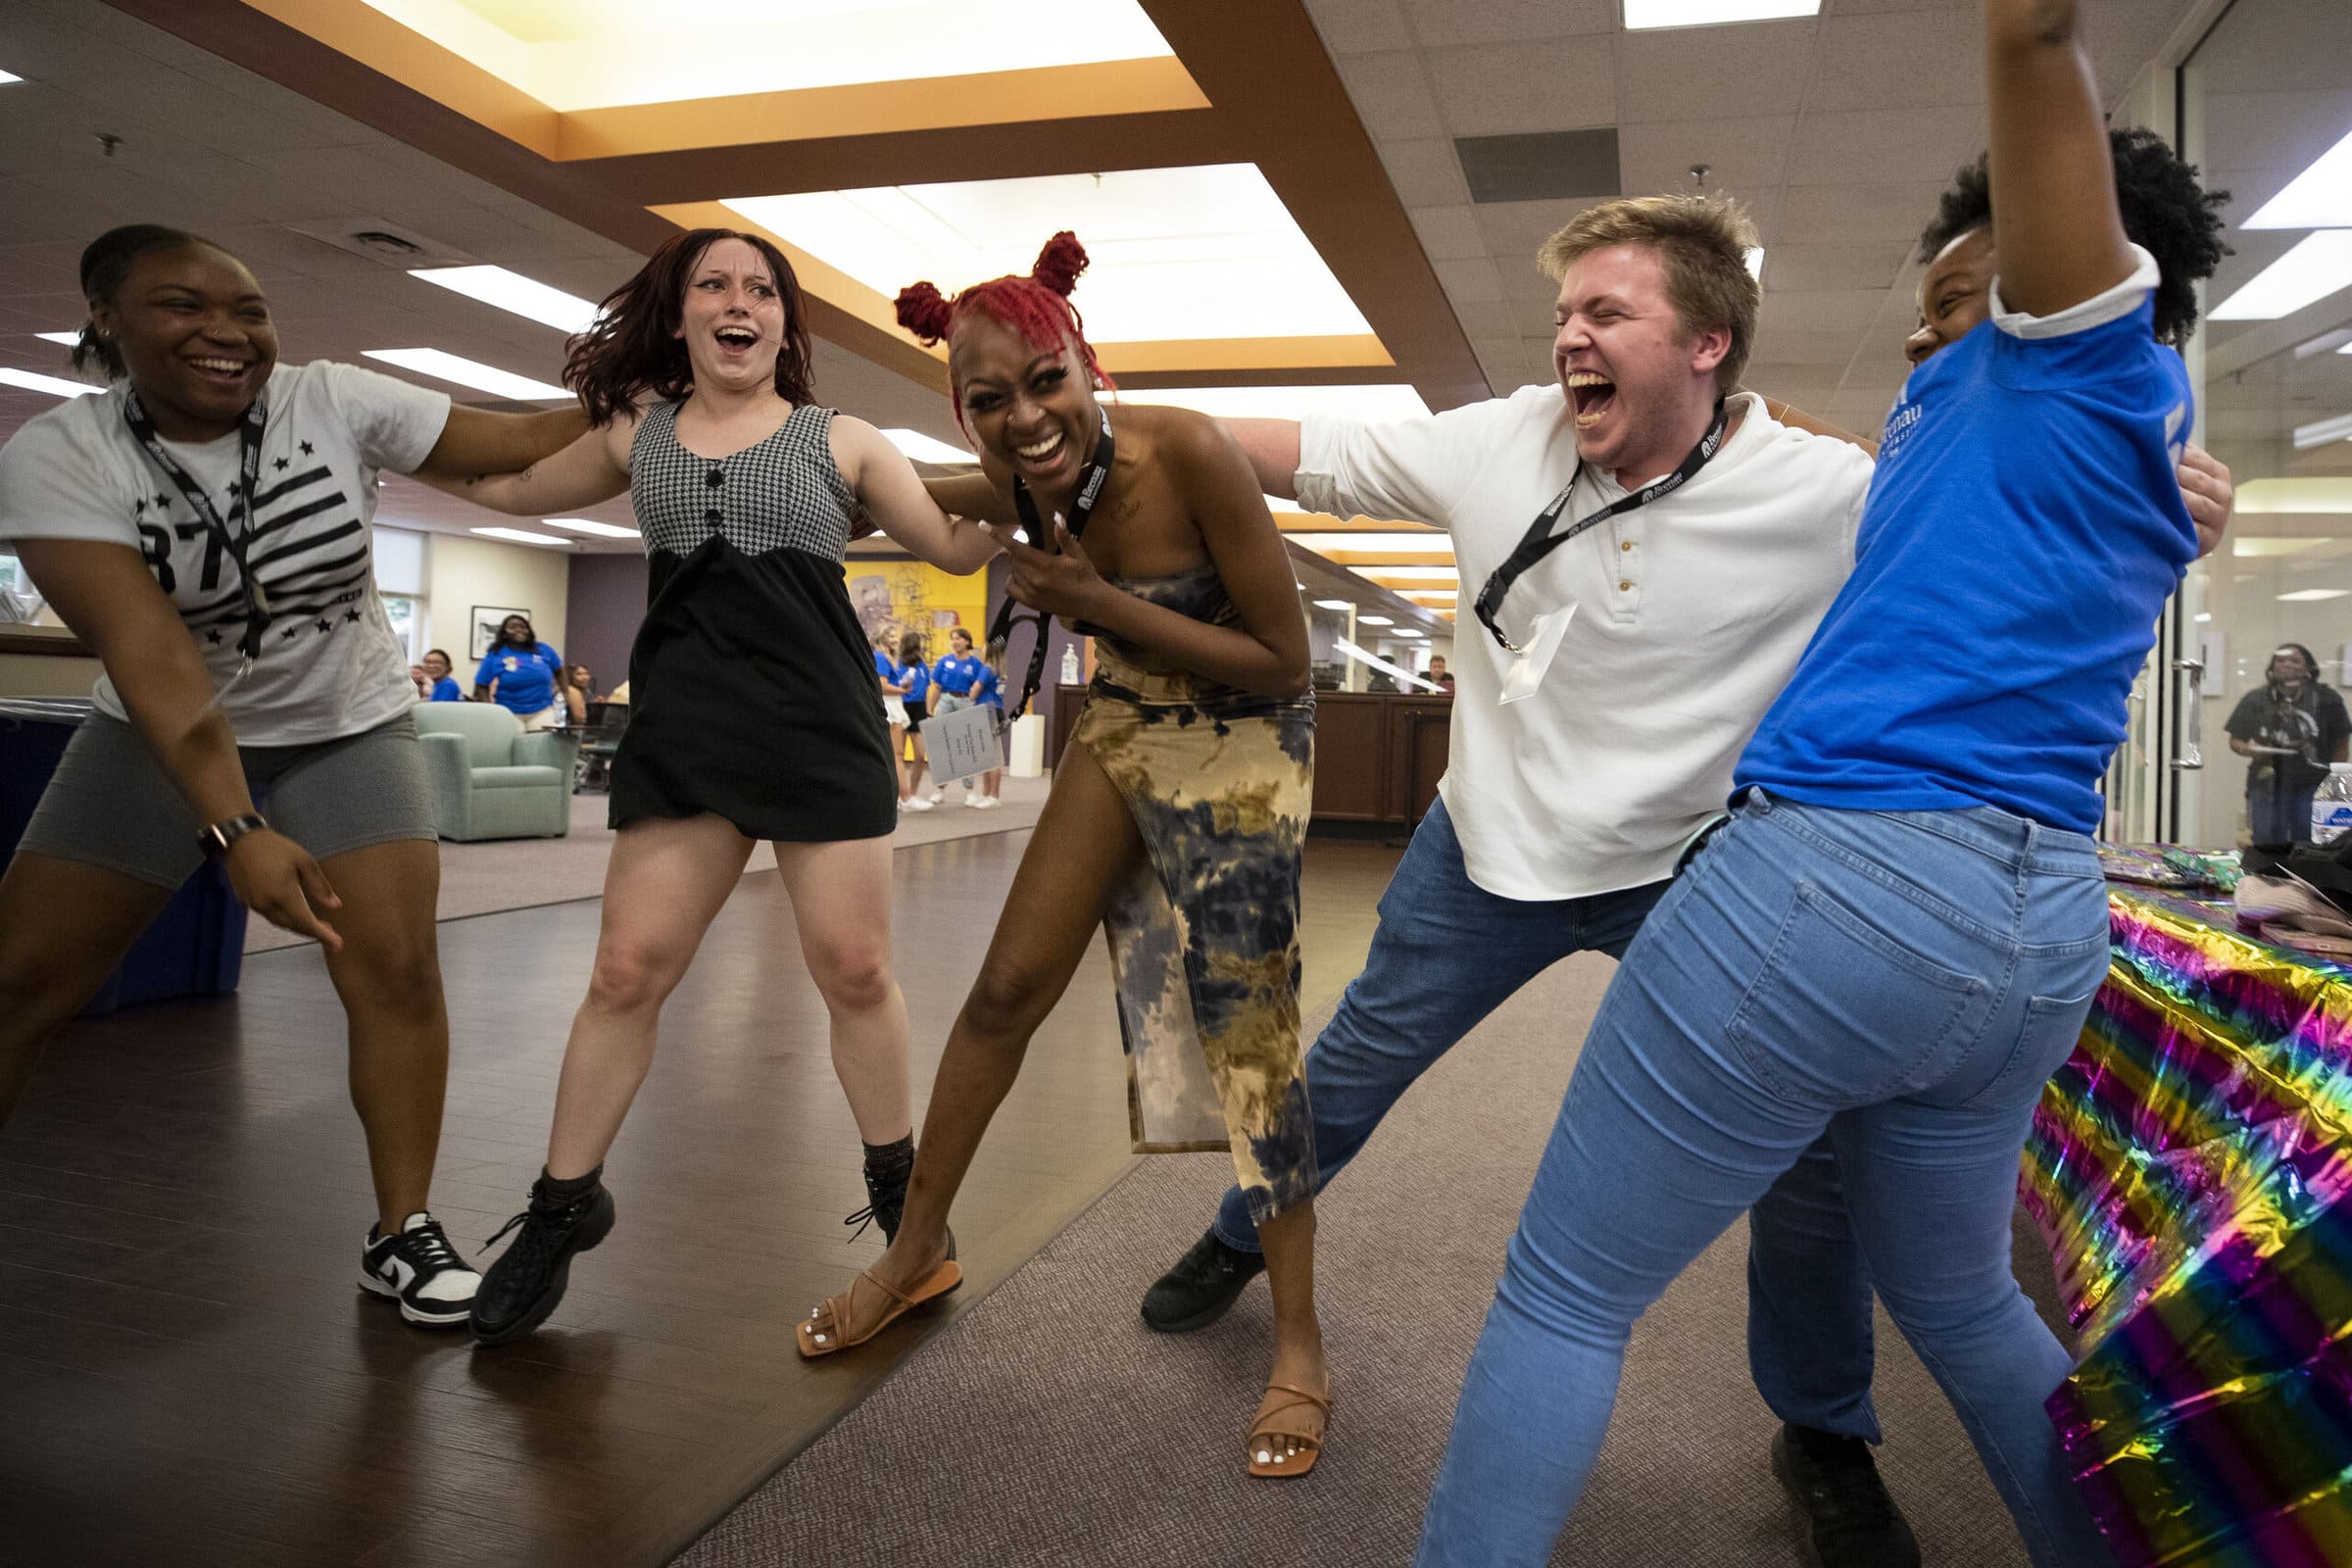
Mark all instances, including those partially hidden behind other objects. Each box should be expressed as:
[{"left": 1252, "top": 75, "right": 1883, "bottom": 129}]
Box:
[
  {"left": 244, "top": 775, "right": 1054, "bottom": 953},
  {"left": 681, "top": 951, "right": 2058, "bottom": 1568}
]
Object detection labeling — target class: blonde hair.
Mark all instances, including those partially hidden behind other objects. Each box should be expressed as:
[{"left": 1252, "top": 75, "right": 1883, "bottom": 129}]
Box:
[{"left": 1536, "top": 195, "right": 1760, "bottom": 394}]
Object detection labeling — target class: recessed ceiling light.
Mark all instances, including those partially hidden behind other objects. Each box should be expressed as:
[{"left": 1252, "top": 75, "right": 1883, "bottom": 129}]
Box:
[
  {"left": 544, "top": 517, "right": 641, "bottom": 538},
  {"left": 1119, "top": 385, "right": 1433, "bottom": 422},
  {"left": 411, "top": 266, "right": 601, "bottom": 335},
  {"left": 2211, "top": 232, "right": 2352, "bottom": 321},
  {"left": 1744, "top": 247, "right": 1766, "bottom": 282},
  {"left": 1395, "top": 628, "right": 1426, "bottom": 638},
  {"left": 2292, "top": 412, "right": 2352, "bottom": 451},
  {"left": 1358, "top": 614, "right": 1395, "bottom": 626},
  {"left": 881, "top": 428, "right": 977, "bottom": 466},
  {"left": 472, "top": 526, "right": 571, "bottom": 547},
  {"left": 0, "top": 69, "right": 20, "bottom": 85},
  {"left": 2238, "top": 478, "right": 2352, "bottom": 514},
  {"left": 2278, "top": 588, "right": 2350, "bottom": 602},
  {"left": 364, "top": 349, "right": 569, "bottom": 401},
  {"left": 2294, "top": 327, "right": 2352, "bottom": 358},
  {"left": 1311, "top": 599, "right": 1354, "bottom": 611},
  {"left": 726, "top": 165, "right": 1372, "bottom": 343},
  {"left": 0, "top": 368, "right": 99, "bottom": 398},
  {"left": 1625, "top": 0, "right": 1821, "bottom": 28},
  {"left": 34, "top": 330, "right": 78, "bottom": 347},
  {"left": 2194, "top": 612, "right": 2212, "bottom": 622},
  {"left": 2244, "top": 125, "right": 2352, "bottom": 229}
]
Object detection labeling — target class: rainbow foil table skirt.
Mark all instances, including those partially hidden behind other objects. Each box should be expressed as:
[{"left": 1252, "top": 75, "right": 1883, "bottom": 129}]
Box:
[{"left": 2023, "top": 887, "right": 2352, "bottom": 1567}]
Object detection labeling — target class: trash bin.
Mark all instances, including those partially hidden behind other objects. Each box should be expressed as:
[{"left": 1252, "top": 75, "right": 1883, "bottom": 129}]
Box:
[{"left": 0, "top": 698, "right": 246, "bottom": 1016}]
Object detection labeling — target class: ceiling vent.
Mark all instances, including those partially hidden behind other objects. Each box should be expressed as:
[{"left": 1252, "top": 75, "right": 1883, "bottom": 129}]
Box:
[
  {"left": 280, "top": 219, "right": 479, "bottom": 270},
  {"left": 1454, "top": 129, "right": 1621, "bottom": 205}
]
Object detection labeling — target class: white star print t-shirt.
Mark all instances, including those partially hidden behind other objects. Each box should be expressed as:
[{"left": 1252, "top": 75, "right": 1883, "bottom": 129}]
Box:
[{"left": 0, "top": 361, "right": 450, "bottom": 745}]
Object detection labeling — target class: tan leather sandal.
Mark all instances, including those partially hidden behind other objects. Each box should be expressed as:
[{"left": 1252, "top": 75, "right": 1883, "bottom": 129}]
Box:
[
  {"left": 1247, "top": 1379, "right": 1331, "bottom": 1478},
  {"left": 797, "top": 1259, "right": 961, "bottom": 1358}
]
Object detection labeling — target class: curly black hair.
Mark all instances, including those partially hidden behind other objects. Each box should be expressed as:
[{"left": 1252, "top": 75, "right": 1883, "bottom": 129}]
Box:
[{"left": 1917, "top": 127, "right": 2230, "bottom": 347}]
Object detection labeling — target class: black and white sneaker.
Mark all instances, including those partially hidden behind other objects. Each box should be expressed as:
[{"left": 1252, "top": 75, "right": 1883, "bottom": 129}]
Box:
[{"left": 359, "top": 1212, "right": 481, "bottom": 1327}]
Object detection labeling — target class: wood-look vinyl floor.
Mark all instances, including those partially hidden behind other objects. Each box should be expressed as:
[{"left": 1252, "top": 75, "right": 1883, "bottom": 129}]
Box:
[{"left": 0, "top": 829, "right": 1400, "bottom": 1568}]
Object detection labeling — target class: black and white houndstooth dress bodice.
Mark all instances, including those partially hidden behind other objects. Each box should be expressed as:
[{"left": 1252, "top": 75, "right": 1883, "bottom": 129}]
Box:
[{"left": 609, "top": 400, "right": 896, "bottom": 842}]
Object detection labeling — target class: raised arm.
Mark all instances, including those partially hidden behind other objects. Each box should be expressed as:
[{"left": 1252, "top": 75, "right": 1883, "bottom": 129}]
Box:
[
  {"left": 417, "top": 416, "right": 633, "bottom": 516},
  {"left": 13, "top": 539, "right": 342, "bottom": 949},
  {"left": 831, "top": 416, "right": 1001, "bottom": 574},
  {"left": 923, "top": 471, "right": 1019, "bottom": 528},
  {"left": 414, "top": 405, "right": 590, "bottom": 481},
  {"left": 1223, "top": 418, "right": 1303, "bottom": 501},
  {"left": 1984, "top": 0, "right": 2137, "bottom": 318}
]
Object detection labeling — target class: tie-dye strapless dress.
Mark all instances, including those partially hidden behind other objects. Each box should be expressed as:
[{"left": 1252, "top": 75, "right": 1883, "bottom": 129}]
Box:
[{"left": 1069, "top": 564, "right": 1317, "bottom": 1223}]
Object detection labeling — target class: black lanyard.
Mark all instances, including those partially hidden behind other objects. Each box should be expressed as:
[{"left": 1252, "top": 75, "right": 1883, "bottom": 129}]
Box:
[
  {"left": 122, "top": 390, "right": 270, "bottom": 660},
  {"left": 986, "top": 411, "right": 1117, "bottom": 719},
  {"left": 1472, "top": 401, "right": 1729, "bottom": 654}
]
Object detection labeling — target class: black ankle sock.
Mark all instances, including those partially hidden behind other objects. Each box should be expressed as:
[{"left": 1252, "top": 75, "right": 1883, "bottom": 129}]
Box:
[
  {"left": 538, "top": 1165, "right": 602, "bottom": 1201},
  {"left": 862, "top": 1136, "right": 914, "bottom": 1176}
]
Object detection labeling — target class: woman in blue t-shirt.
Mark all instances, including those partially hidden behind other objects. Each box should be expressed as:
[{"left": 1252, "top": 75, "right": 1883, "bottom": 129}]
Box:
[
  {"left": 1415, "top": 7, "right": 2229, "bottom": 1564},
  {"left": 925, "top": 626, "right": 1001, "bottom": 808},
  {"left": 894, "top": 630, "right": 933, "bottom": 808},
  {"left": 420, "top": 648, "right": 463, "bottom": 703},
  {"left": 472, "top": 614, "right": 563, "bottom": 730}
]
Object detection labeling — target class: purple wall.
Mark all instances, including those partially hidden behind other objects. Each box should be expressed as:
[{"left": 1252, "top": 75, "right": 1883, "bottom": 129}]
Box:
[{"left": 563, "top": 552, "right": 648, "bottom": 696}]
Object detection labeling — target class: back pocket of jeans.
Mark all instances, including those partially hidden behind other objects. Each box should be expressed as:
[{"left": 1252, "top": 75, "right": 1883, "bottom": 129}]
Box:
[
  {"left": 1725, "top": 881, "right": 1985, "bottom": 1103},
  {"left": 1951, "top": 982, "right": 2105, "bottom": 1111}
]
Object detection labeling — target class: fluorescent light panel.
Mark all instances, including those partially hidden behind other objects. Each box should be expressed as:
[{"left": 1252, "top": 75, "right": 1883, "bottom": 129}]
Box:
[
  {"left": 1118, "top": 384, "right": 1432, "bottom": 422},
  {"left": 2238, "top": 478, "right": 2352, "bottom": 514},
  {"left": 1311, "top": 599, "right": 1354, "bottom": 611},
  {"left": 472, "top": 526, "right": 569, "bottom": 547},
  {"left": 2245, "top": 125, "right": 2352, "bottom": 229},
  {"left": 363, "top": 348, "right": 569, "bottom": 401},
  {"left": 2278, "top": 588, "right": 2351, "bottom": 602},
  {"left": 881, "top": 427, "right": 976, "bottom": 466},
  {"left": 354, "top": 0, "right": 1172, "bottom": 112},
  {"left": 0, "top": 69, "right": 20, "bottom": 85},
  {"left": 1360, "top": 565, "right": 1461, "bottom": 583},
  {"left": 725, "top": 165, "right": 1372, "bottom": 342},
  {"left": 1625, "top": 0, "right": 1820, "bottom": 27},
  {"left": 34, "top": 330, "right": 79, "bottom": 347},
  {"left": 1744, "top": 247, "right": 1765, "bottom": 282},
  {"left": 411, "top": 266, "right": 600, "bottom": 335},
  {"left": 2293, "top": 412, "right": 2352, "bottom": 451},
  {"left": 2211, "top": 232, "right": 2352, "bottom": 321},
  {"left": 0, "top": 368, "right": 99, "bottom": 398},
  {"left": 1285, "top": 530, "right": 1453, "bottom": 556},
  {"left": 544, "top": 517, "right": 640, "bottom": 538},
  {"left": 1358, "top": 615, "right": 1395, "bottom": 626}
]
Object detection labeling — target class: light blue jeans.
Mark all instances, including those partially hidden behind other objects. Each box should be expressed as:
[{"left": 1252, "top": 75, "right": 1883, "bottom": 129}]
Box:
[
  {"left": 1416, "top": 791, "right": 2115, "bottom": 1568},
  {"left": 1212, "top": 798, "right": 1886, "bottom": 1441}
]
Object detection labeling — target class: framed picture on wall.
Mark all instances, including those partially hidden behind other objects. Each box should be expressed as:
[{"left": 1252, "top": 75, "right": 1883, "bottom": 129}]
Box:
[{"left": 470, "top": 606, "right": 531, "bottom": 662}]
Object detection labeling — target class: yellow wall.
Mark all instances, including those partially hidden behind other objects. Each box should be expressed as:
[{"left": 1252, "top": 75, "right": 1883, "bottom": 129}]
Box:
[{"left": 847, "top": 560, "right": 987, "bottom": 664}]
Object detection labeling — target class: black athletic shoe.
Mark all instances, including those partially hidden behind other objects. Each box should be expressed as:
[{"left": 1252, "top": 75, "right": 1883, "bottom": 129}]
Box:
[
  {"left": 359, "top": 1212, "right": 481, "bottom": 1327},
  {"left": 469, "top": 1174, "right": 615, "bottom": 1347},
  {"left": 1140, "top": 1226, "right": 1266, "bottom": 1333},
  {"left": 1773, "top": 1424, "right": 1922, "bottom": 1568}
]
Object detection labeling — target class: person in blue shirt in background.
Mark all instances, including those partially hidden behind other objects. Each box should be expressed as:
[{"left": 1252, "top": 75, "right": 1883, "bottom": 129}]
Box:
[
  {"left": 472, "top": 613, "right": 564, "bottom": 730},
  {"left": 925, "top": 625, "right": 1002, "bottom": 809},
  {"left": 1414, "top": 3, "right": 2229, "bottom": 1563},
  {"left": 420, "top": 649, "right": 463, "bottom": 703},
  {"left": 894, "top": 629, "right": 935, "bottom": 810}
]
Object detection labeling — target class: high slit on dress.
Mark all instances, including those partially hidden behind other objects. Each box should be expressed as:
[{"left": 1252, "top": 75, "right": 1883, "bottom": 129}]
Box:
[{"left": 1068, "top": 564, "right": 1318, "bottom": 1223}]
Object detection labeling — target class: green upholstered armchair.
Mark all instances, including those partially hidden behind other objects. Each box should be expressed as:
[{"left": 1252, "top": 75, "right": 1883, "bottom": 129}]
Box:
[{"left": 411, "top": 702, "right": 577, "bottom": 843}]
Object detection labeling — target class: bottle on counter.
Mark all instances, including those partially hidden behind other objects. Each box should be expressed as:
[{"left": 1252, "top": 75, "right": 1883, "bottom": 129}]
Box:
[
  {"left": 1061, "top": 644, "right": 1082, "bottom": 686},
  {"left": 2313, "top": 762, "right": 2352, "bottom": 846}
]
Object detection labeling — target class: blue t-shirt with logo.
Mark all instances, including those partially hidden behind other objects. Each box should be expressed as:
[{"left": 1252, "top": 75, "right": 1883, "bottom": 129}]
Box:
[
  {"left": 1737, "top": 262, "right": 2195, "bottom": 835},
  {"left": 972, "top": 664, "right": 1003, "bottom": 710},
  {"left": 475, "top": 642, "right": 562, "bottom": 716},
  {"left": 427, "top": 676, "right": 463, "bottom": 702},
  {"left": 898, "top": 661, "right": 929, "bottom": 704},
  {"left": 932, "top": 653, "right": 986, "bottom": 697}
]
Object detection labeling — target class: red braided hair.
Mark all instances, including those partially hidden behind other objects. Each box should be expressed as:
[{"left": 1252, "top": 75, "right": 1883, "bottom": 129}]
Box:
[{"left": 895, "top": 232, "right": 1113, "bottom": 431}]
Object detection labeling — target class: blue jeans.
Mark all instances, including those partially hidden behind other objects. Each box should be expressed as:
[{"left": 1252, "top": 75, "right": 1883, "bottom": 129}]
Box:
[
  {"left": 2247, "top": 777, "right": 2315, "bottom": 845},
  {"left": 1416, "top": 792, "right": 2115, "bottom": 1568},
  {"left": 1211, "top": 798, "right": 1886, "bottom": 1442}
]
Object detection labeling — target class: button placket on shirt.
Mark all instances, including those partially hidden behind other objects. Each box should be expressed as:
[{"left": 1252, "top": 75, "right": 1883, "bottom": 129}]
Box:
[
  {"left": 1607, "top": 519, "right": 1642, "bottom": 612},
  {"left": 704, "top": 465, "right": 724, "bottom": 530}
]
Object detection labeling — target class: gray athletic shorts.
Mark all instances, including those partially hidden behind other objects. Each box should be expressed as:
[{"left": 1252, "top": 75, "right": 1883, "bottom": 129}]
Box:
[{"left": 17, "top": 710, "right": 436, "bottom": 890}]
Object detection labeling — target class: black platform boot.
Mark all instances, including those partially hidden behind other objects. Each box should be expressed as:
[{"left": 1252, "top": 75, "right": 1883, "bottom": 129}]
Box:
[{"left": 846, "top": 1136, "right": 914, "bottom": 1244}]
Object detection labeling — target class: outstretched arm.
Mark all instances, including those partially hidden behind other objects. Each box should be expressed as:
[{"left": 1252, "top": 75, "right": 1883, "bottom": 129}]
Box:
[
  {"left": 1984, "top": 0, "right": 2137, "bottom": 318},
  {"left": 1222, "top": 418, "right": 1303, "bottom": 500},
  {"left": 832, "top": 416, "right": 1001, "bottom": 574},
  {"left": 416, "top": 416, "right": 633, "bottom": 516}
]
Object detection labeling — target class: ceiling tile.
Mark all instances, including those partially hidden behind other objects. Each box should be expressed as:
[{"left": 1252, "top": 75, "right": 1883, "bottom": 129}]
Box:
[
  {"left": 1470, "top": 335, "right": 1534, "bottom": 388},
  {"left": 1747, "top": 328, "right": 1871, "bottom": 368},
  {"left": 1432, "top": 255, "right": 1506, "bottom": 304},
  {"left": 1446, "top": 295, "right": 1523, "bottom": 337},
  {"left": 1806, "top": 10, "right": 1984, "bottom": 114},
  {"left": 1375, "top": 137, "right": 1475, "bottom": 207},
  {"left": 1618, "top": 20, "right": 1817, "bottom": 124},
  {"left": 1408, "top": 205, "right": 1492, "bottom": 262},
  {"left": 1401, "top": 0, "right": 1613, "bottom": 46},
  {"left": 1475, "top": 198, "right": 1609, "bottom": 268},
  {"left": 1757, "top": 241, "right": 1913, "bottom": 293},
  {"left": 1302, "top": 0, "right": 1416, "bottom": 54},
  {"left": 1760, "top": 288, "right": 1904, "bottom": 336},
  {"left": 1426, "top": 39, "right": 1615, "bottom": 138},
  {"left": 1777, "top": 179, "right": 1950, "bottom": 245},
  {"left": 1617, "top": 117, "right": 1797, "bottom": 196},
  {"left": 1334, "top": 51, "right": 1446, "bottom": 141},
  {"left": 1787, "top": 105, "right": 1984, "bottom": 186}
]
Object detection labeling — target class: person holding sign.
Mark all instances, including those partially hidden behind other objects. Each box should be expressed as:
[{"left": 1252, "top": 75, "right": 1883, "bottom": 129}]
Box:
[
  {"left": 926, "top": 625, "right": 1000, "bottom": 808},
  {"left": 796, "top": 233, "right": 1331, "bottom": 1480}
]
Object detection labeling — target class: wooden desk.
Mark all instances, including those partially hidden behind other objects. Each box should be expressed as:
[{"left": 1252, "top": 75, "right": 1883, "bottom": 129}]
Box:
[{"left": 1045, "top": 684, "right": 1453, "bottom": 825}]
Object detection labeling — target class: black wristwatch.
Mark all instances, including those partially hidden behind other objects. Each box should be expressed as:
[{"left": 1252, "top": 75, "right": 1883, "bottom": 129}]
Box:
[{"left": 196, "top": 812, "right": 270, "bottom": 860}]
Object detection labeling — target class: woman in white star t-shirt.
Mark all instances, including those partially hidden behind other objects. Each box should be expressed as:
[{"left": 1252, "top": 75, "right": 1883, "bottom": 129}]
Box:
[{"left": 0, "top": 224, "right": 587, "bottom": 1326}]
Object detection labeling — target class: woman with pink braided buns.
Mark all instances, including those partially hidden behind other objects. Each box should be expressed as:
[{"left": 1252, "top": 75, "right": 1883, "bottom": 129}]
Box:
[{"left": 798, "top": 234, "right": 1332, "bottom": 1479}]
